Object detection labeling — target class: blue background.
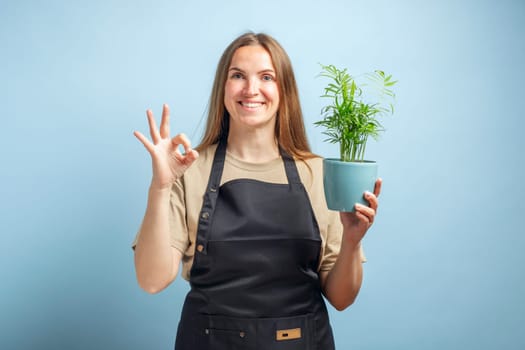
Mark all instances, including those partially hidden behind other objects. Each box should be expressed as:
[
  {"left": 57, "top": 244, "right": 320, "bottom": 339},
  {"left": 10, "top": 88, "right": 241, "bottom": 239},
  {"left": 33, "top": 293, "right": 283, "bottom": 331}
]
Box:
[{"left": 2, "top": 0, "right": 524, "bottom": 349}]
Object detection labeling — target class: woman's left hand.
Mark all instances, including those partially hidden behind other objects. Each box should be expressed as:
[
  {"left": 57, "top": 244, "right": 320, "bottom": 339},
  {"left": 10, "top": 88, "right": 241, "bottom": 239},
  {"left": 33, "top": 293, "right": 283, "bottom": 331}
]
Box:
[{"left": 339, "top": 178, "right": 382, "bottom": 246}]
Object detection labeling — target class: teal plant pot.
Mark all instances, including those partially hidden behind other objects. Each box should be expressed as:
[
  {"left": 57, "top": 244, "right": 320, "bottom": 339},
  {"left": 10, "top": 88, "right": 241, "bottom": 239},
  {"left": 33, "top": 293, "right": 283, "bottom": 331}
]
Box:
[{"left": 323, "top": 158, "right": 378, "bottom": 212}]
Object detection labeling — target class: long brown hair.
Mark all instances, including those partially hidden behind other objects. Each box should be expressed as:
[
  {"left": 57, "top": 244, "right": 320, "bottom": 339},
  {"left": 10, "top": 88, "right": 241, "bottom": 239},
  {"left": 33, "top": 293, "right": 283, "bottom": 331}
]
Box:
[{"left": 196, "top": 32, "right": 316, "bottom": 160}]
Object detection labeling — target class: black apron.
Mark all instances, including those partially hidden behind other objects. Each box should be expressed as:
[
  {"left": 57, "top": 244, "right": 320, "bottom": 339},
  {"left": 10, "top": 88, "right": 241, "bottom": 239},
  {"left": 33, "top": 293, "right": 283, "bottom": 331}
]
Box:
[{"left": 175, "top": 140, "right": 335, "bottom": 350}]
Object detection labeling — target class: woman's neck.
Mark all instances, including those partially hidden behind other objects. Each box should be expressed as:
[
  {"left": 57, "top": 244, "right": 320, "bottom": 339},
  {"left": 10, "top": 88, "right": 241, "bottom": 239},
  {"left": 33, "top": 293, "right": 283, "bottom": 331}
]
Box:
[{"left": 226, "top": 126, "right": 279, "bottom": 163}]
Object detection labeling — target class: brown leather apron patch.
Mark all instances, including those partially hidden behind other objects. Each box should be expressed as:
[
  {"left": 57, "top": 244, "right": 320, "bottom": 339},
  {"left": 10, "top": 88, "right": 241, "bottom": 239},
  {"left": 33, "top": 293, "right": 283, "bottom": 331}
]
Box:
[{"left": 276, "top": 327, "right": 301, "bottom": 341}]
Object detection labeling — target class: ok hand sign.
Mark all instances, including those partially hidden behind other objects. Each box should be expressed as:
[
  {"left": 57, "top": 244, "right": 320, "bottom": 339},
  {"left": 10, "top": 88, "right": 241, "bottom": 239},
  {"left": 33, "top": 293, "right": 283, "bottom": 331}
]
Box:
[{"left": 134, "top": 104, "right": 199, "bottom": 190}]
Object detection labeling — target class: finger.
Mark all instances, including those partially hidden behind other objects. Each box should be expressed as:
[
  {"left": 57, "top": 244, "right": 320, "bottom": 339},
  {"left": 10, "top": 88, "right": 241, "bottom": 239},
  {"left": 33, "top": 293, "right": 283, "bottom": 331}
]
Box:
[
  {"left": 174, "top": 149, "right": 199, "bottom": 165},
  {"left": 355, "top": 210, "right": 371, "bottom": 225},
  {"left": 146, "top": 109, "right": 160, "bottom": 144},
  {"left": 355, "top": 203, "right": 375, "bottom": 225},
  {"left": 364, "top": 191, "right": 379, "bottom": 211},
  {"left": 159, "top": 104, "right": 170, "bottom": 139},
  {"left": 171, "top": 133, "right": 193, "bottom": 154},
  {"left": 186, "top": 149, "right": 199, "bottom": 161},
  {"left": 133, "top": 131, "right": 155, "bottom": 153},
  {"left": 355, "top": 203, "right": 375, "bottom": 218},
  {"left": 374, "top": 178, "right": 383, "bottom": 197}
]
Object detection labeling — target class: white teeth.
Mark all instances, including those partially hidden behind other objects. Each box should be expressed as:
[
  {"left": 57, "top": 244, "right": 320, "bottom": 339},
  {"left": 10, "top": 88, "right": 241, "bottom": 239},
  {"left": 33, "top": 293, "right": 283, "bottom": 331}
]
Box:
[{"left": 241, "top": 102, "right": 263, "bottom": 108}]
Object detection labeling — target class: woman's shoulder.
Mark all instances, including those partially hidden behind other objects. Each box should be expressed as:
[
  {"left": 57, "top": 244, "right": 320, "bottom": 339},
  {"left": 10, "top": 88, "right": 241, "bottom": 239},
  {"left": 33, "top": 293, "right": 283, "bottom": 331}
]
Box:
[
  {"left": 295, "top": 155, "right": 324, "bottom": 191},
  {"left": 301, "top": 155, "right": 323, "bottom": 167},
  {"left": 296, "top": 155, "right": 324, "bottom": 174}
]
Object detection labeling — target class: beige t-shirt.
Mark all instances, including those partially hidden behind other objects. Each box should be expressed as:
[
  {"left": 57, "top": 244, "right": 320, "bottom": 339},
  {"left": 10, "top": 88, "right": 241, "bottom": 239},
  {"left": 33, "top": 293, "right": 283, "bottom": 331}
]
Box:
[{"left": 134, "top": 144, "right": 364, "bottom": 281}]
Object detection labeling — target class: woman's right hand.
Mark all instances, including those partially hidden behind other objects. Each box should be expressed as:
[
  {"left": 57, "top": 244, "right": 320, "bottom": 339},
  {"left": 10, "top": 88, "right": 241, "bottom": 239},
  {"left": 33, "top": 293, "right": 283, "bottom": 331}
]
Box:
[{"left": 134, "top": 104, "right": 199, "bottom": 190}]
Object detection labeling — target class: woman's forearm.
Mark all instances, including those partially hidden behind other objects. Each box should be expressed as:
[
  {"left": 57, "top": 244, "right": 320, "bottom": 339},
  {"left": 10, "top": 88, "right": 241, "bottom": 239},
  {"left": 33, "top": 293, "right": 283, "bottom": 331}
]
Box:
[
  {"left": 134, "top": 185, "right": 181, "bottom": 293},
  {"left": 321, "top": 238, "right": 363, "bottom": 311}
]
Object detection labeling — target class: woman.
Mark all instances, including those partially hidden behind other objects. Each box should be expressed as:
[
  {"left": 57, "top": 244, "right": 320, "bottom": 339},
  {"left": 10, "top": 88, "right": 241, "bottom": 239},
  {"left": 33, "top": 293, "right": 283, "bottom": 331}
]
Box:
[{"left": 133, "top": 32, "right": 381, "bottom": 349}]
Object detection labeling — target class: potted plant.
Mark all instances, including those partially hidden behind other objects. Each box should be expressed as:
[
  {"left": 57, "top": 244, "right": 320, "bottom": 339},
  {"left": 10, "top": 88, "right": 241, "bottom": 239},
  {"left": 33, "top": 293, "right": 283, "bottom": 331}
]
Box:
[{"left": 315, "top": 64, "right": 397, "bottom": 211}]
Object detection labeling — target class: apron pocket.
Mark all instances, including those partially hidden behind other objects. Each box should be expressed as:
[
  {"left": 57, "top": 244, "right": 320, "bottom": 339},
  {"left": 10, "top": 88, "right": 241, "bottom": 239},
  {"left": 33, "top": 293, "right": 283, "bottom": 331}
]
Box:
[
  {"left": 207, "top": 328, "right": 250, "bottom": 349},
  {"left": 193, "top": 315, "right": 256, "bottom": 350},
  {"left": 191, "top": 313, "right": 315, "bottom": 350},
  {"left": 258, "top": 313, "right": 315, "bottom": 350}
]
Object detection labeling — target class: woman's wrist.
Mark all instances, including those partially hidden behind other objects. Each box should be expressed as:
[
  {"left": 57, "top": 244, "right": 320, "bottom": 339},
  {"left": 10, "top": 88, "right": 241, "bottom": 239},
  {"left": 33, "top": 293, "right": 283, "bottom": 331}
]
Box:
[
  {"left": 339, "top": 234, "right": 362, "bottom": 255},
  {"left": 149, "top": 179, "right": 174, "bottom": 192},
  {"left": 147, "top": 183, "right": 172, "bottom": 203}
]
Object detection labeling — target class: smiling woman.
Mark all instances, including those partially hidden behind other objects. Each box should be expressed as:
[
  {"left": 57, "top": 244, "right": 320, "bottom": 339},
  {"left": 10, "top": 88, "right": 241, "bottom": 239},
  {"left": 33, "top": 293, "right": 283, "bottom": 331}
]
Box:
[
  {"left": 224, "top": 45, "right": 281, "bottom": 162},
  {"left": 224, "top": 45, "right": 280, "bottom": 140},
  {"left": 132, "top": 32, "right": 380, "bottom": 350}
]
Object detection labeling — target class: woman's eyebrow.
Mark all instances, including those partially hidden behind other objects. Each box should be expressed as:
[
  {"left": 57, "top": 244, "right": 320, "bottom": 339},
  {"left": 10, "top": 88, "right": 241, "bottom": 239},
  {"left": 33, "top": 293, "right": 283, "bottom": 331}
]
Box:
[
  {"left": 228, "top": 67, "right": 244, "bottom": 73},
  {"left": 228, "top": 67, "right": 275, "bottom": 74}
]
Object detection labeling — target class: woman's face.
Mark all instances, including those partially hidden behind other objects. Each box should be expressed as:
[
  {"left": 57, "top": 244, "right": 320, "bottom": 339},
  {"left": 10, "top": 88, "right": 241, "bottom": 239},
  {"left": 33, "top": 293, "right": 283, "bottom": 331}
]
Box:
[{"left": 224, "top": 45, "right": 280, "bottom": 132}]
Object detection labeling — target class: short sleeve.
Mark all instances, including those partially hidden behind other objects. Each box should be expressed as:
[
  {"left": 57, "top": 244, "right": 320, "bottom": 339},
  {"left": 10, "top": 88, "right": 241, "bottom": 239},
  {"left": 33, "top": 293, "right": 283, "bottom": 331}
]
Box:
[
  {"left": 131, "top": 179, "right": 190, "bottom": 255},
  {"left": 318, "top": 209, "right": 343, "bottom": 271},
  {"left": 167, "top": 179, "right": 191, "bottom": 254},
  {"left": 319, "top": 209, "right": 367, "bottom": 271}
]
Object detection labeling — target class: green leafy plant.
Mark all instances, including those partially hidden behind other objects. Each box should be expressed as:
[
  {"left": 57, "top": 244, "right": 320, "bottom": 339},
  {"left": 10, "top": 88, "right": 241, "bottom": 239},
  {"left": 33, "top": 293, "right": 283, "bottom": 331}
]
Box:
[{"left": 315, "top": 64, "right": 397, "bottom": 162}]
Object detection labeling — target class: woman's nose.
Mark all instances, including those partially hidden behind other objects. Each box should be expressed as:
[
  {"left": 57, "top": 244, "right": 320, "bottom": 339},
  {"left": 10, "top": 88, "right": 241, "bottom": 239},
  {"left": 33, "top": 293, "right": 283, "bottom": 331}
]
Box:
[{"left": 243, "top": 77, "right": 259, "bottom": 96}]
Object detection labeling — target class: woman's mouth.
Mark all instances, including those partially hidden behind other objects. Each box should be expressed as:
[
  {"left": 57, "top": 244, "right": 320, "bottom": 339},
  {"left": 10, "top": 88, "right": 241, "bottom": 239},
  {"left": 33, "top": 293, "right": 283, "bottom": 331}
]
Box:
[{"left": 239, "top": 101, "right": 264, "bottom": 109}]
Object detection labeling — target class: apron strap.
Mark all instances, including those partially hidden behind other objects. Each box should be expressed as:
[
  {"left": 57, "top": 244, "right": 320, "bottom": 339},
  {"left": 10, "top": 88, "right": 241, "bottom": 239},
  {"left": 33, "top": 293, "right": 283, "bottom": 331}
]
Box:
[
  {"left": 195, "top": 138, "right": 227, "bottom": 255},
  {"left": 280, "top": 148, "right": 302, "bottom": 186},
  {"left": 209, "top": 138, "right": 227, "bottom": 190}
]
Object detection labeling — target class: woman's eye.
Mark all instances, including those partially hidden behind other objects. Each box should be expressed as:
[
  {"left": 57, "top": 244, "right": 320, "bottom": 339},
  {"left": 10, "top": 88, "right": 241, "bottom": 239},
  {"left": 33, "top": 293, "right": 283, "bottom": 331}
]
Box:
[
  {"left": 231, "top": 73, "right": 243, "bottom": 79},
  {"left": 262, "top": 74, "right": 274, "bottom": 81}
]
